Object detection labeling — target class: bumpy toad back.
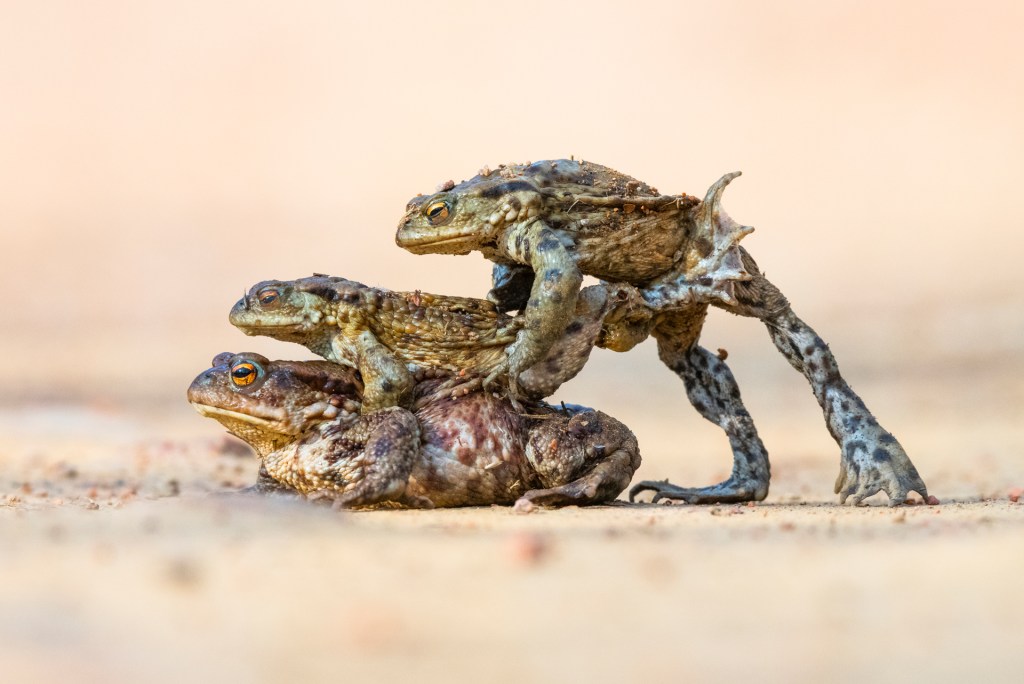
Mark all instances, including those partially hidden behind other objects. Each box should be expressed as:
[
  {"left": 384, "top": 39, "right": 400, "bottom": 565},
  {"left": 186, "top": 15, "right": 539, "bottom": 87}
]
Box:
[
  {"left": 396, "top": 160, "right": 751, "bottom": 394},
  {"left": 396, "top": 160, "right": 930, "bottom": 506},
  {"left": 187, "top": 353, "right": 641, "bottom": 508},
  {"left": 397, "top": 159, "right": 701, "bottom": 283}
]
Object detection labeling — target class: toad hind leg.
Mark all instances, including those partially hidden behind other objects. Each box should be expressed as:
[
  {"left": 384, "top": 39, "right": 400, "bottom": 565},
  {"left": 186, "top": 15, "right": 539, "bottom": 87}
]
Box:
[
  {"left": 630, "top": 339, "right": 771, "bottom": 504},
  {"left": 518, "top": 410, "right": 641, "bottom": 509},
  {"left": 720, "top": 248, "right": 929, "bottom": 506},
  {"left": 515, "top": 444, "right": 639, "bottom": 510}
]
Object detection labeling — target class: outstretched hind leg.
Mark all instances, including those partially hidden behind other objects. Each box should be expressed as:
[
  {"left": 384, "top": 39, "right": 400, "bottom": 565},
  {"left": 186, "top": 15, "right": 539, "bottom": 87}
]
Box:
[
  {"left": 630, "top": 329, "right": 771, "bottom": 504},
  {"left": 717, "top": 248, "right": 929, "bottom": 506}
]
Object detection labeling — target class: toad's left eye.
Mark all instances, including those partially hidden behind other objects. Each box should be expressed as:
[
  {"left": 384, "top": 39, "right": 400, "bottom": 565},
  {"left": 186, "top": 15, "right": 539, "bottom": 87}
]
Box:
[
  {"left": 424, "top": 200, "right": 451, "bottom": 224},
  {"left": 258, "top": 289, "right": 280, "bottom": 306},
  {"left": 230, "top": 362, "right": 258, "bottom": 387}
]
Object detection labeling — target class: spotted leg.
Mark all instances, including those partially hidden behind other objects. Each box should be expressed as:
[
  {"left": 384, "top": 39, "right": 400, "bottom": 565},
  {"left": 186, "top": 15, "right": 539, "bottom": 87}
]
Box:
[
  {"left": 484, "top": 218, "right": 584, "bottom": 397},
  {"left": 720, "top": 248, "right": 929, "bottom": 506},
  {"left": 630, "top": 307, "right": 771, "bottom": 504},
  {"left": 348, "top": 331, "right": 415, "bottom": 414}
]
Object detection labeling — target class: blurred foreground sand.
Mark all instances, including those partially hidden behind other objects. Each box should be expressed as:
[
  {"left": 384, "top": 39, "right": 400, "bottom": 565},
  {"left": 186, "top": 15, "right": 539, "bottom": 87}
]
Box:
[
  {"left": 2, "top": 373, "right": 1022, "bottom": 682},
  {"left": 2, "top": 1, "right": 1023, "bottom": 681}
]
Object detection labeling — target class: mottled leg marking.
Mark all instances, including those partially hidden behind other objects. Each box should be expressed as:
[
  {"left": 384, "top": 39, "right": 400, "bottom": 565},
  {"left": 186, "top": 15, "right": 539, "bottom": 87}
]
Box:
[
  {"left": 516, "top": 446, "right": 638, "bottom": 510},
  {"left": 721, "top": 249, "right": 929, "bottom": 506},
  {"left": 489, "top": 219, "right": 583, "bottom": 396},
  {"left": 352, "top": 331, "right": 415, "bottom": 413},
  {"left": 630, "top": 341, "right": 771, "bottom": 504},
  {"left": 518, "top": 410, "right": 641, "bottom": 509},
  {"left": 518, "top": 284, "right": 610, "bottom": 398},
  {"left": 305, "top": 407, "right": 422, "bottom": 509},
  {"left": 517, "top": 282, "right": 656, "bottom": 399}
]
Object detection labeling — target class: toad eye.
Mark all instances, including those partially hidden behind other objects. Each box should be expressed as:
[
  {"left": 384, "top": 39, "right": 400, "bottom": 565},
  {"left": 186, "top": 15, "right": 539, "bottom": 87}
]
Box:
[
  {"left": 424, "top": 199, "right": 451, "bottom": 224},
  {"left": 230, "top": 362, "right": 258, "bottom": 387},
  {"left": 258, "top": 288, "right": 280, "bottom": 307}
]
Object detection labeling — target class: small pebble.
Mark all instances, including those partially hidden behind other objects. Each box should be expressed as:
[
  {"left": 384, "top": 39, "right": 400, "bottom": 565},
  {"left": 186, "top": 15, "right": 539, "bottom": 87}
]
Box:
[
  {"left": 512, "top": 498, "right": 536, "bottom": 515},
  {"left": 506, "top": 532, "right": 549, "bottom": 566}
]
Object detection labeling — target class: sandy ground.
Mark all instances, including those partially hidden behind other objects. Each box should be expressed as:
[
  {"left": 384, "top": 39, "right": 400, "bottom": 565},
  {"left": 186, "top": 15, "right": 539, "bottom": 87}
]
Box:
[
  {"left": 3, "top": 1, "right": 1023, "bottom": 682},
  {"left": 2, "top": 372, "right": 1022, "bottom": 683}
]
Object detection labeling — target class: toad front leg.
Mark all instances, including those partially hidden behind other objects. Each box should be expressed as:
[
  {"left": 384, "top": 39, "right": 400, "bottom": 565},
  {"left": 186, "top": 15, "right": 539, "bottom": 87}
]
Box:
[
  {"left": 293, "top": 407, "right": 431, "bottom": 509},
  {"left": 723, "top": 249, "right": 929, "bottom": 505},
  {"left": 344, "top": 330, "right": 415, "bottom": 413},
  {"left": 486, "top": 219, "right": 583, "bottom": 392}
]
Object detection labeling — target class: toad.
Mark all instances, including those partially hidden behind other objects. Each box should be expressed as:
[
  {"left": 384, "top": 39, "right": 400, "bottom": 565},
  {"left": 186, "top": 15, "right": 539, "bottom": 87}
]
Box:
[
  {"left": 396, "top": 160, "right": 929, "bottom": 505},
  {"left": 229, "top": 275, "right": 649, "bottom": 411},
  {"left": 187, "top": 352, "right": 640, "bottom": 509}
]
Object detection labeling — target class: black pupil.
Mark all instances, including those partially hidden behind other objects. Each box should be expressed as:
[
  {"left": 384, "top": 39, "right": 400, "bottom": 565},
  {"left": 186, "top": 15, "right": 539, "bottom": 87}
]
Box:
[
  {"left": 260, "top": 292, "right": 277, "bottom": 303},
  {"left": 232, "top": 366, "right": 254, "bottom": 378},
  {"left": 429, "top": 204, "right": 445, "bottom": 218}
]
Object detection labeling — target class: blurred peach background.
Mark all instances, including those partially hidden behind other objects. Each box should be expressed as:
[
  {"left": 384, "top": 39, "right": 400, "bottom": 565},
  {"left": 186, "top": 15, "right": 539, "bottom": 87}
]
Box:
[
  {"left": 3, "top": 0, "right": 1021, "bottom": 491},
  {"left": 1, "top": 2, "right": 1023, "bottom": 681}
]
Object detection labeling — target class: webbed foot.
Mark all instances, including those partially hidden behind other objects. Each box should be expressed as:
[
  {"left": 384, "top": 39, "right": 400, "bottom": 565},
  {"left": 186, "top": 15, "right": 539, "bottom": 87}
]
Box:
[
  {"left": 640, "top": 342, "right": 772, "bottom": 505},
  {"left": 836, "top": 428, "right": 929, "bottom": 506},
  {"left": 751, "top": 302, "right": 930, "bottom": 507},
  {"left": 629, "top": 475, "right": 769, "bottom": 505}
]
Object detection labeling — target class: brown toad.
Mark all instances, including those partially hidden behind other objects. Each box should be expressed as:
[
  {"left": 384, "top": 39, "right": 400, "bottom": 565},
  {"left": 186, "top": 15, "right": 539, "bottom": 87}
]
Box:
[
  {"left": 229, "top": 275, "right": 648, "bottom": 411},
  {"left": 187, "top": 352, "right": 640, "bottom": 508},
  {"left": 396, "top": 159, "right": 929, "bottom": 506}
]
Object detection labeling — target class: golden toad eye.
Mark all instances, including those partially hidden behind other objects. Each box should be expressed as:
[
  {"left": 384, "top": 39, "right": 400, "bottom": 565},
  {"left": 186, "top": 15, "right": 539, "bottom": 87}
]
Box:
[
  {"left": 230, "top": 362, "right": 258, "bottom": 387},
  {"left": 424, "top": 200, "right": 451, "bottom": 224},
  {"left": 258, "top": 289, "right": 279, "bottom": 307}
]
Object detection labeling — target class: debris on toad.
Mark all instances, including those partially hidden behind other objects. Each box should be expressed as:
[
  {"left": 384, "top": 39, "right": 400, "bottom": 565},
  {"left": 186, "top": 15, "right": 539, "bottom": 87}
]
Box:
[
  {"left": 187, "top": 353, "right": 640, "bottom": 509},
  {"left": 397, "top": 159, "right": 929, "bottom": 506}
]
